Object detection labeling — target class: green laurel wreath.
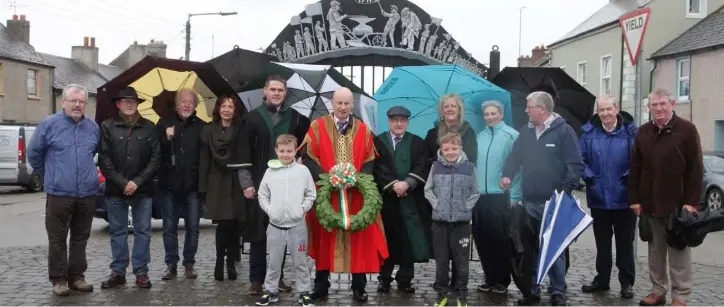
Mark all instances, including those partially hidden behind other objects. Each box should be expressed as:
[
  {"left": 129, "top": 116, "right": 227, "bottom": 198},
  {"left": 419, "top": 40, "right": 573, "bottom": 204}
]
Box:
[{"left": 315, "top": 173, "right": 382, "bottom": 232}]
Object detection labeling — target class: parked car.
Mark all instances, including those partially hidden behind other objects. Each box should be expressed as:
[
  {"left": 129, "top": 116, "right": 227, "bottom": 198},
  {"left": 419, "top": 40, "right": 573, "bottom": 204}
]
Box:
[
  {"left": 702, "top": 153, "right": 724, "bottom": 211},
  {"left": 0, "top": 125, "right": 42, "bottom": 192}
]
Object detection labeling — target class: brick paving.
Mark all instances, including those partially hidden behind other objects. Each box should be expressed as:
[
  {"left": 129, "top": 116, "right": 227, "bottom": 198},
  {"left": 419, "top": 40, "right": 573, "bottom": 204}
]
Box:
[{"left": 0, "top": 226, "right": 723, "bottom": 306}]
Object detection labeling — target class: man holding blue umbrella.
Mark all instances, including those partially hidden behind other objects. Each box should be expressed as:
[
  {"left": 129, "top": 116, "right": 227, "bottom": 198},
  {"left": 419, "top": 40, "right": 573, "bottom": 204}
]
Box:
[{"left": 500, "top": 91, "right": 584, "bottom": 306}]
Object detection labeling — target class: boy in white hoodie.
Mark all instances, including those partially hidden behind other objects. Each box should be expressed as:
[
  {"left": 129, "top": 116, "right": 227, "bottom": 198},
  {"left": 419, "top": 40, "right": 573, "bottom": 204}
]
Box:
[{"left": 256, "top": 134, "right": 317, "bottom": 307}]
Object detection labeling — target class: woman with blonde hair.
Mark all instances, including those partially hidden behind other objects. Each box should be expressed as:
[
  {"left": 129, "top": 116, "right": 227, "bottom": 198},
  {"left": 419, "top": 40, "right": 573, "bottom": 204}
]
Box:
[{"left": 424, "top": 93, "right": 478, "bottom": 164}]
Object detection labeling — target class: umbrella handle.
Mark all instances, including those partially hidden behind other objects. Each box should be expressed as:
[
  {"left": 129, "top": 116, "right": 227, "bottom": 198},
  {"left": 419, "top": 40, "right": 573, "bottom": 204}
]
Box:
[{"left": 169, "top": 124, "right": 176, "bottom": 167}]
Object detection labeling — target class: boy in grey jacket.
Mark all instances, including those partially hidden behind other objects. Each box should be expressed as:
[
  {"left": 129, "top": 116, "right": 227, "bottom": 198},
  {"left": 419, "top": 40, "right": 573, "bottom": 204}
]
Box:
[
  {"left": 424, "top": 132, "right": 480, "bottom": 307},
  {"left": 256, "top": 134, "right": 317, "bottom": 307}
]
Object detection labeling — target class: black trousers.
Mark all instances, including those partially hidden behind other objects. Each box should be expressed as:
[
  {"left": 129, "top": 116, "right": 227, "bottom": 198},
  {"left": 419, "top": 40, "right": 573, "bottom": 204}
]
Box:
[
  {"left": 590, "top": 208, "right": 637, "bottom": 286},
  {"left": 432, "top": 221, "right": 471, "bottom": 297},
  {"left": 315, "top": 270, "right": 367, "bottom": 291},
  {"left": 378, "top": 259, "right": 414, "bottom": 285},
  {"left": 472, "top": 194, "right": 512, "bottom": 287},
  {"left": 249, "top": 239, "right": 286, "bottom": 284},
  {"left": 215, "top": 221, "right": 240, "bottom": 264},
  {"left": 46, "top": 195, "right": 95, "bottom": 284}
]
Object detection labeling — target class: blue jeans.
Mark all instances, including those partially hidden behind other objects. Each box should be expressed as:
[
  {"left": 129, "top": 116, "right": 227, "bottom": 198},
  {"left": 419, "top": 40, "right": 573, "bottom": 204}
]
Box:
[
  {"left": 524, "top": 200, "right": 567, "bottom": 297},
  {"left": 107, "top": 196, "right": 152, "bottom": 275},
  {"left": 161, "top": 190, "right": 201, "bottom": 266}
]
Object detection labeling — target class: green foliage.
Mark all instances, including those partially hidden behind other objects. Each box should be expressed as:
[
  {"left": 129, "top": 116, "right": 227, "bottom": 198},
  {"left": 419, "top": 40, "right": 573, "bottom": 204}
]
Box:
[{"left": 314, "top": 173, "right": 382, "bottom": 232}]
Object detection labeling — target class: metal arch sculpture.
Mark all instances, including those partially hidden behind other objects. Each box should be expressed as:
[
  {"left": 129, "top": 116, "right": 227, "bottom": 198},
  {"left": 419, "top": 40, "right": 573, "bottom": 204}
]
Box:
[{"left": 263, "top": 0, "right": 487, "bottom": 77}]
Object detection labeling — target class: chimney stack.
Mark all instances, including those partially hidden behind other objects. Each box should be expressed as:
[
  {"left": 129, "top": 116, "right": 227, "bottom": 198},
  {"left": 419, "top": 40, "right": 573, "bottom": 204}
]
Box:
[
  {"left": 6, "top": 14, "right": 30, "bottom": 44},
  {"left": 72, "top": 36, "right": 100, "bottom": 71}
]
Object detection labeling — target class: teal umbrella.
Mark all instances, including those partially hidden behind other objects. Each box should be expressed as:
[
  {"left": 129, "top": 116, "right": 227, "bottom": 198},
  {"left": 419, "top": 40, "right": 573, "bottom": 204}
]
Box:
[{"left": 373, "top": 65, "right": 511, "bottom": 137}]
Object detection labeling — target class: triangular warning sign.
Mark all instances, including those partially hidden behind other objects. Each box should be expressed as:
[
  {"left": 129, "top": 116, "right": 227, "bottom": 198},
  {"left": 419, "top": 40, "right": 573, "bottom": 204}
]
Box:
[{"left": 619, "top": 8, "right": 651, "bottom": 65}]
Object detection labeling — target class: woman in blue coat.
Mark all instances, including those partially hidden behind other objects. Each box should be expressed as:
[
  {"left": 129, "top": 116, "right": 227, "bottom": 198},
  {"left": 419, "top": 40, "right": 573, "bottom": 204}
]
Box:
[{"left": 473, "top": 100, "right": 522, "bottom": 294}]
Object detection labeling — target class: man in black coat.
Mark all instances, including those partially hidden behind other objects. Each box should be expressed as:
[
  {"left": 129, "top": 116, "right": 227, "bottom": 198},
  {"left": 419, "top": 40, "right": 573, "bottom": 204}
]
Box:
[
  {"left": 238, "top": 75, "right": 310, "bottom": 294},
  {"left": 373, "top": 106, "right": 432, "bottom": 294},
  {"left": 157, "top": 89, "right": 206, "bottom": 280},
  {"left": 98, "top": 87, "right": 161, "bottom": 289}
]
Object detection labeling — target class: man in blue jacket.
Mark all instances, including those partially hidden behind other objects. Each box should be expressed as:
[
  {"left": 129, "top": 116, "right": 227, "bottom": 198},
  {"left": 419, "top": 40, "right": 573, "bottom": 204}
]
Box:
[
  {"left": 500, "top": 91, "right": 584, "bottom": 306},
  {"left": 579, "top": 96, "right": 637, "bottom": 299},
  {"left": 28, "top": 84, "right": 100, "bottom": 296}
]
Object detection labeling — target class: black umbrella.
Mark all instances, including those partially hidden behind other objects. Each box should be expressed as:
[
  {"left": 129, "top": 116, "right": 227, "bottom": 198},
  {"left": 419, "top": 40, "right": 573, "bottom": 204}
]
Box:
[
  {"left": 507, "top": 204, "right": 537, "bottom": 297},
  {"left": 206, "top": 45, "right": 276, "bottom": 92},
  {"left": 490, "top": 67, "right": 596, "bottom": 135},
  {"left": 236, "top": 62, "right": 377, "bottom": 123}
]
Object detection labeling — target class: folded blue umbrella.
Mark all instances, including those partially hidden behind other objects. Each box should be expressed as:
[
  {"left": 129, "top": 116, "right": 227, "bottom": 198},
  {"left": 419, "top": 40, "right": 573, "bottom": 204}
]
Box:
[
  {"left": 536, "top": 191, "right": 592, "bottom": 285},
  {"left": 373, "top": 65, "right": 511, "bottom": 138}
]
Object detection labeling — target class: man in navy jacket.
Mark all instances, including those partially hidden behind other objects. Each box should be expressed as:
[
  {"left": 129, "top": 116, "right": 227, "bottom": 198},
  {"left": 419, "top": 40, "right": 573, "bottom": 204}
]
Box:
[
  {"left": 579, "top": 96, "right": 637, "bottom": 299},
  {"left": 500, "top": 91, "right": 584, "bottom": 306}
]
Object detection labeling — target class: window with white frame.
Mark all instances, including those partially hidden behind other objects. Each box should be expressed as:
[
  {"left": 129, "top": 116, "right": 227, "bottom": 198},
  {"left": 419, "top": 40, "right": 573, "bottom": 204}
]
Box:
[
  {"left": 687, "top": 0, "right": 706, "bottom": 18},
  {"left": 676, "top": 58, "right": 690, "bottom": 101},
  {"left": 27, "top": 69, "right": 37, "bottom": 97},
  {"left": 600, "top": 55, "right": 612, "bottom": 96},
  {"left": 577, "top": 62, "right": 587, "bottom": 85}
]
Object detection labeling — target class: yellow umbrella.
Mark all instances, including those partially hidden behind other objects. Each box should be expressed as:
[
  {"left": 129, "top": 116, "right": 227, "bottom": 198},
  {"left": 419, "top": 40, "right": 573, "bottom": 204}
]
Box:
[{"left": 96, "top": 56, "right": 240, "bottom": 125}]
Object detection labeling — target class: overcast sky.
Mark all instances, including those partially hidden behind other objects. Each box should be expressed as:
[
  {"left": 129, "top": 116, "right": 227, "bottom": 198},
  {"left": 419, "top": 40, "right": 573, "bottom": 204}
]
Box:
[{"left": 4, "top": 0, "right": 607, "bottom": 68}]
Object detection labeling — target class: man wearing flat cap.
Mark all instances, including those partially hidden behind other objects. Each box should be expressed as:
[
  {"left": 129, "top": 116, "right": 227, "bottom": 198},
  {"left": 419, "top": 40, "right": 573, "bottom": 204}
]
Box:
[
  {"left": 373, "top": 106, "right": 432, "bottom": 294},
  {"left": 98, "top": 86, "right": 161, "bottom": 290}
]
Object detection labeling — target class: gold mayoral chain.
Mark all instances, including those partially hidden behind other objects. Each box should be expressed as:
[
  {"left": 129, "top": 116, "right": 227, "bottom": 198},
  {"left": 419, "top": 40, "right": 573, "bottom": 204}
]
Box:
[{"left": 335, "top": 131, "right": 355, "bottom": 164}]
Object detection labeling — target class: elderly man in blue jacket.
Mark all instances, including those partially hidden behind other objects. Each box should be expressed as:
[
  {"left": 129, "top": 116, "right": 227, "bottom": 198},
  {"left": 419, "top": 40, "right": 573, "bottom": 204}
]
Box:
[
  {"left": 500, "top": 91, "right": 584, "bottom": 306},
  {"left": 579, "top": 95, "right": 638, "bottom": 299},
  {"left": 28, "top": 84, "right": 100, "bottom": 297}
]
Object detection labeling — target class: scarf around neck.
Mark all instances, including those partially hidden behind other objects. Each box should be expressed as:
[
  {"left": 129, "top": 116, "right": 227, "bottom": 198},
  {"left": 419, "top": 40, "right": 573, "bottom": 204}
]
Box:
[
  {"left": 209, "top": 122, "right": 238, "bottom": 166},
  {"left": 118, "top": 111, "right": 141, "bottom": 125}
]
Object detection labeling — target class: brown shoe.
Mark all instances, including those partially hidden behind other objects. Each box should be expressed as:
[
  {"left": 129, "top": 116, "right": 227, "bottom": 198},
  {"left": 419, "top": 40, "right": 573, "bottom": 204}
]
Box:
[
  {"left": 184, "top": 264, "right": 198, "bottom": 279},
  {"left": 671, "top": 299, "right": 687, "bottom": 306},
  {"left": 69, "top": 279, "right": 94, "bottom": 292},
  {"left": 639, "top": 293, "right": 666, "bottom": 306},
  {"left": 161, "top": 265, "right": 177, "bottom": 280},
  {"left": 248, "top": 282, "right": 263, "bottom": 295},
  {"left": 100, "top": 273, "right": 126, "bottom": 289},
  {"left": 52, "top": 282, "right": 70, "bottom": 296},
  {"left": 278, "top": 280, "right": 292, "bottom": 293},
  {"left": 135, "top": 273, "right": 152, "bottom": 289}
]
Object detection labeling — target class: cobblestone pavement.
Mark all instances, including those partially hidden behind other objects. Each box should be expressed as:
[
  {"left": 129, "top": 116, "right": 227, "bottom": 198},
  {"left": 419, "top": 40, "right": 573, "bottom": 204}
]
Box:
[{"left": 1, "top": 225, "right": 723, "bottom": 306}]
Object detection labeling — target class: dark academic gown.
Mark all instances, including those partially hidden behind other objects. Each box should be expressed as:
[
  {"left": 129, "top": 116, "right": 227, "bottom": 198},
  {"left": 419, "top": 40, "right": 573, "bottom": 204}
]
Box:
[
  {"left": 237, "top": 106, "right": 310, "bottom": 242},
  {"left": 373, "top": 131, "right": 433, "bottom": 265}
]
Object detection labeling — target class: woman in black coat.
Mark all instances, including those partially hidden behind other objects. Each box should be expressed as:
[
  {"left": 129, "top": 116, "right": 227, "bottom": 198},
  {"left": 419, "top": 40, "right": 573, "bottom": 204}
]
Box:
[
  {"left": 424, "top": 93, "right": 478, "bottom": 164},
  {"left": 198, "top": 94, "right": 245, "bottom": 281}
]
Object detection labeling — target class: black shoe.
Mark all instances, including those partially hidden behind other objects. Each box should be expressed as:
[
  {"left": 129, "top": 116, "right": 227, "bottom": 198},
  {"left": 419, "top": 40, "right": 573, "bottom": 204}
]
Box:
[
  {"left": 255, "top": 291, "right": 279, "bottom": 306},
  {"left": 226, "top": 263, "right": 237, "bottom": 280},
  {"left": 397, "top": 283, "right": 415, "bottom": 294},
  {"left": 214, "top": 260, "right": 224, "bottom": 281},
  {"left": 184, "top": 264, "right": 197, "bottom": 279},
  {"left": 376, "top": 282, "right": 390, "bottom": 293},
  {"left": 100, "top": 272, "right": 126, "bottom": 289},
  {"left": 353, "top": 290, "right": 368, "bottom": 303},
  {"left": 515, "top": 295, "right": 540, "bottom": 306},
  {"left": 161, "top": 265, "right": 177, "bottom": 280},
  {"left": 491, "top": 284, "right": 508, "bottom": 294},
  {"left": 551, "top": 294, "right": 566, "bottom": 306},
  {"left": 135, "top": 274, "right": 152, "bottom": 289},
  {"left": 620, "top": 285, "right": 634, "bottom": 299},
  {"left": 310, "top": 287, "right": 329, "bottom": 300},
  {"left": 477, "top": 283, "right": 494, "bottom": 292},
  {"left": 299, "top": 292, "right": 314, "bottom": 307},
  {"left": 581, "top": 280, "right": 610, "bottom": 293}
]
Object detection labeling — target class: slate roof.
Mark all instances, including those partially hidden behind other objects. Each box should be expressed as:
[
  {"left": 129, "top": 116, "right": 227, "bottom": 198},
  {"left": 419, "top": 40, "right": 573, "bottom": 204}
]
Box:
[
  {"left": 97, "top": 64, "right": 123, "bottom": 81},
  {"left": 39, "top": 53, "right": 118, "bottom": 94},
  {"left": 550, "top": 0, "right": 653, "bottom": 47},
  {"left": 650, "top": 5, "right": 724, "bottom": 59},
  {"left": 0, "top": 22, "right": 51, "bottom": 66}
]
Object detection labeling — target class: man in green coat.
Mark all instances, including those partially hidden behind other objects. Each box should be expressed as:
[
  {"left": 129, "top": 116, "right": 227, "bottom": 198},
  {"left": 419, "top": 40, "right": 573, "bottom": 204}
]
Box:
[{"left": 373, "top": 106, "right": 432, "bottom": 294}]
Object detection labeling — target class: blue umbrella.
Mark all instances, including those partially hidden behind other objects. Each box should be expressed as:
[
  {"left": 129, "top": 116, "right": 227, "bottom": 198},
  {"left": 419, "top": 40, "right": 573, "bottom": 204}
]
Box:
[
  {"left": 373, "top": 65, "right": 512, "bottom": 138},
  {"left": 536, "top": 191, "right": 593, "bottom": 285}
]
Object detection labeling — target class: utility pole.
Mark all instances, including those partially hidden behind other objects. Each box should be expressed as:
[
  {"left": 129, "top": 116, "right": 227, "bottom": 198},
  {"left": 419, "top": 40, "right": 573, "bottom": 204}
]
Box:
[
  {"left": 185, "top": 11, "right": 237, "bottom": 61},
  {"left": 518, "top": 6, "right": 526, "bottom": 58}
]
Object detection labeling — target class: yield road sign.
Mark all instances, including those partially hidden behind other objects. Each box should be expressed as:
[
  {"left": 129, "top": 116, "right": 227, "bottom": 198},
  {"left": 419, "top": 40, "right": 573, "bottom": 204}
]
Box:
[{"left": 619, "top": 7, "right": 651, "bottom": 65}]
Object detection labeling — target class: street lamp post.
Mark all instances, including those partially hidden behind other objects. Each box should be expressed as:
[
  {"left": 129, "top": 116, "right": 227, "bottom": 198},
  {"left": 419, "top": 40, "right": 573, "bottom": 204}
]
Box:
[
  {"left": 519, "top": 6, "right": 526, "bottom": 58},
  {"left": 185, "top": 11, "right": 237, "bottom": 61}
]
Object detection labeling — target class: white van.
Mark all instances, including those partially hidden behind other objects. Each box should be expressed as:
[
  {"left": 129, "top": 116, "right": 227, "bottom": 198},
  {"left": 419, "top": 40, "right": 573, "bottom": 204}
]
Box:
[{"left": 0, "top": 125, "right": 42, "bottom": 192}]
